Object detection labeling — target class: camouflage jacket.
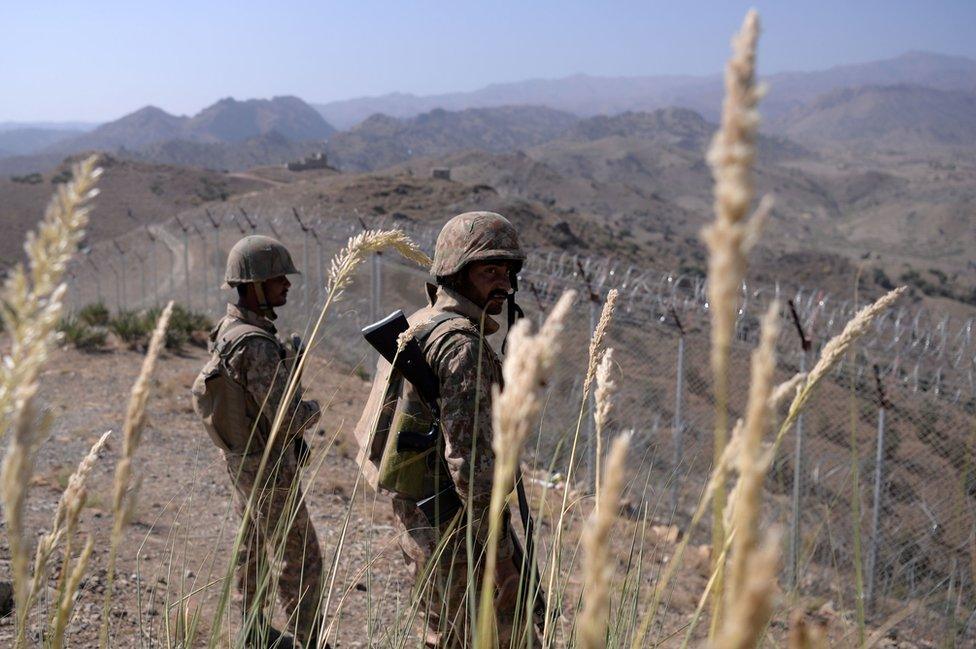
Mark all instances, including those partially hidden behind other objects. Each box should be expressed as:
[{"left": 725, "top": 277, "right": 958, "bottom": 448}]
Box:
[
  {"left": 210, "top": 303, "right": 320, "bottom": 453},
  {"left": 356, "top": 284, "right": 512, "bottom": 556}
]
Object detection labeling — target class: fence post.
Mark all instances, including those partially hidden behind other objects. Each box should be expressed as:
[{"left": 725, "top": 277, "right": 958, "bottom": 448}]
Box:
[
  {"left": 192, "top": 223, "right": 208, "bottom": 315},
  {"left": 85, "top": 252, "right": 102, "bottom": 305},
  {"left": 866, "top": 365, "right": 888, "bottom": 612},
  {"left": 788, "top": 299, "right": 811, "bottom": 592},
  {"left": 670, "top": 307, "right": 686, "bottom": 515},
  {"left": 146, "top": 227, "right": 159, "bottom": 306},
  {"left": 206, "top": 209, "right": 222, "bottom": 316},
  {"left": 113, "top": 241, "right": 127, "bottom": 311},
  {"left": 371, "top": 253, "right": 382, "bottom": 322},
  {"left": 292, "top": 208, "right": 311, "bottom": 315},
  {"left": 175, "top": 216, "right": 191, "bottom": 308}
]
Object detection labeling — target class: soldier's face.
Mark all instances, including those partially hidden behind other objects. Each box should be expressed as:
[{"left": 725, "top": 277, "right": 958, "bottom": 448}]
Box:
[
  {"left": 262, "top": 275, "right": 291, "bottom": 307},
  {"left": 463, "top": 261, "right": 513, "bottom": 315}
]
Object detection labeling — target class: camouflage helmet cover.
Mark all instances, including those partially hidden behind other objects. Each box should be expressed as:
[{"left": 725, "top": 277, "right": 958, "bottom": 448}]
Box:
[
  {"left": 431, "top": 211, "right": 525, "bottom": 278},
  {"left": 222, "top": 235, "right": 300, "bottom": 288}
]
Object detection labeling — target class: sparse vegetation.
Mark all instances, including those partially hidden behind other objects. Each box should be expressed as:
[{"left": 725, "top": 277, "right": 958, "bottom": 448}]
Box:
[
  {"left": 57, "top": 315, "right": 108, "bottom": 350},
  {"left": 10, "top": 172, "right": 43, "bottom": 185},
  {"left": 1, "top": 10, "right": 969, "bottom": 649}
]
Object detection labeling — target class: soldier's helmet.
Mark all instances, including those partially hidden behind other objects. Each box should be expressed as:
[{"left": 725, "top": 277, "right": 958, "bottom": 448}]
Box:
[
  {"left": 222, "top": 235, "right": 300, "bottom": 288},
  {"left": 431, "top": 211, "right": 525, "bottom": 279}
]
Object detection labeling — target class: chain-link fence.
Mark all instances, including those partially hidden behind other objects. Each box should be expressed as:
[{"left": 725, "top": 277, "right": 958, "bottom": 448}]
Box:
[{"left": 61, "top": 206, "right": 976, "bottom": 643}]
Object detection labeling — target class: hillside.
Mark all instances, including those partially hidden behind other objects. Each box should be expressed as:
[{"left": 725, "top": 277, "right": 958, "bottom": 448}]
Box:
[
  {"left": 773, "top": 84, "right": 976, "bottom": 148},
  {"left": 130, "top": 131, "right": 327, "bottom": 171},
  {"left": 0, "top": 155, "right": 265, "bottom": 271},
  {"left": 0, "top": 127, "right": 85, "bottom": 156},
  {"left": 324, "top": 105, "right": 578, "bottom": 171},
  {"left": 43, "top": 96, "right": 335, "bottom": 155}
]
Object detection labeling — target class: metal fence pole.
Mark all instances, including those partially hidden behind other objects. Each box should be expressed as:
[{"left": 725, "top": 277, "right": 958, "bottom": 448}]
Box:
[
  {"left": 866, "top": 367, "right": 888, "bottom": 612},
  {"left": 371, "top": 253, "right": 382, "bottom": 322},
  {"left": 292, "top": 208, "right": 311, "bottom": 315},
  {"left": 670, "top": 308, "right": 686, "bottom": 515},
  {"left": 586, "top": 297, "right": 598, "bottom": 492},
  {"left": 175, "top": 216, "right": 191, "bottom": 308},
  {"left": 789, "top": 350, "right": 807, "bottom": 590},
  {"left": 86, "top": 254, "right": 102, "bottom": 305},
  {"left": 787, "top": 300, "right": 812, "bottom": 592},
  {"left": 147, "top": 228, "right": 159, "bottom": 306},
  {"left": 113, "top": 241, "right": 127, "bottom": 311}
]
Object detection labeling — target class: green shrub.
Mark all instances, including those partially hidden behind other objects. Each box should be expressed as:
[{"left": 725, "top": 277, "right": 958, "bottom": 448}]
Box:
[
  {"left": 11, "top": 172, "right": 43, "bottom": 184},
  {"left": 57, "top": 316, "right": 107, "bottom": 350},
  {"left": 109, "top": 310, "right": 152, "bottom": 343},
  {"left": 78, "top": 302, "right": 110, "bottom": 327},
  {"left": 145, "top": 304, "right": 212, "bottom": 349}
]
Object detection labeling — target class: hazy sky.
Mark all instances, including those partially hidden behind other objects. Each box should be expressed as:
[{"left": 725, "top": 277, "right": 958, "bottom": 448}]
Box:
[{"left": 3, "top": 0, "right": 975, "bottom": 122}]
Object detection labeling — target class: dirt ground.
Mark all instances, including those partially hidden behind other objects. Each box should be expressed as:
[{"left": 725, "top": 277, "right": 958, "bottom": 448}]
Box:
[{"left": 0, "top": 338, "right": 939, "bottom": 648}]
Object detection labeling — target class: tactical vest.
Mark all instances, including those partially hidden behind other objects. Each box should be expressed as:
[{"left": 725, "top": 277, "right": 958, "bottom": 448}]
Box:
[
  {"left": 191, "top": 318, "right": 282, "bottom": 455},
  {"left": 355, "top": 309, "right": 477, "bottom": 500}
]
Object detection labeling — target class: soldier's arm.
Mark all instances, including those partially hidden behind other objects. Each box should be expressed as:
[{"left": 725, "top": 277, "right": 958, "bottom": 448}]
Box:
[
  {"left": 233, "top": 338, "right": 321, "bottom": 439},
  {"left": 433, "top": 334, "right": 514, "bottom": 558}
]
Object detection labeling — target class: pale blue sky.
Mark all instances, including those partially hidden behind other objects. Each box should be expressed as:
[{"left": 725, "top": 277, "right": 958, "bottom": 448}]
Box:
[{"left": 3, "top": 1, "right": 975, "bottom": 122}]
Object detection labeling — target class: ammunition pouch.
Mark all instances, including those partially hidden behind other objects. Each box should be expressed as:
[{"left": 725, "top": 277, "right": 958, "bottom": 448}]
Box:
[
  {"left": 192, "top": 322, "right": 279, "bottom": 455},
  {"left": 416, "top": 486, "right": 463, "bottom": 527}
]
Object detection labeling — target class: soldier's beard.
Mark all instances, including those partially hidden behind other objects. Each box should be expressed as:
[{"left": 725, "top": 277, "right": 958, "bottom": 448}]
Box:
[{"left": 484, "top": 290, "right": 509, "bottom": 315}]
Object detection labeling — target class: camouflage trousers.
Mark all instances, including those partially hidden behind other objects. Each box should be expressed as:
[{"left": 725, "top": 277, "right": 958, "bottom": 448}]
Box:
[
  {"left": 226, "top": 448, "right": 323, "bottom": 645},
  {"left": 392, "top": 497, "right": 537, "bottom": 648}
]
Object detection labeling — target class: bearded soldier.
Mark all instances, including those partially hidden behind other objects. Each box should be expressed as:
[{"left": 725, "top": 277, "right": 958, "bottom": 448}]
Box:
[
  {"left": 355, "top": 212, "right": 534, "bottom": 647},
  {"left": 192, "top": 235, "right": 323, "bottom": 649}
]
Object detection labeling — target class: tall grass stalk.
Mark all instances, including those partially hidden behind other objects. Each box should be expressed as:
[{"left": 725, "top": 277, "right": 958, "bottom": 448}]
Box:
[
  {"left": 0, "top": 155, "right": 100, "bottom": 648},
  {"left": 700, "top": 9, "right": 769, "bottom": 633},
  {"left": 578, "top": 432, "right": 630, "bottom": 649},
  {"left": 100, "top": 300, "right": 175, "bottom": 647},
  {"left": 544, "top": 287, "right": 616, "bottom": 646},
  {"left": 593, "top": 349, "right": 616, "bottom": 502},
  {"left": 713, "top": 304, "right": 781, "bottom": 649},
  {"left": 35, "top": 431, "right": 111, "bottom": 634},
  {"left": 769, "top": 286, "right": 906, "bottom": 457},
  {"left": 476, "top": 291, "right": 575, "bottom": 648}
]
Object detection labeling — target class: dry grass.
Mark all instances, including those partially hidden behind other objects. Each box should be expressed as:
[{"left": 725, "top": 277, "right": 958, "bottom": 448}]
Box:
[
  {"left": 477, "top": 290, "right": 576, "bottom": 647},
  {"left": 700, "top": 11, "right": 770, "bottom": 628},
  {"left": 0, "top": 155, "right": 101, "bottom": 648},
  {"left": 100, "top": 301, "right": 175, "bottom": 646},
  {"left": 578, "top": 433, "right": 630, "bottom": 649}
]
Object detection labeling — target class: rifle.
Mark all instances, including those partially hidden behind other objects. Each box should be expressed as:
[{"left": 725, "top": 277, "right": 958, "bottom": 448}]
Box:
[{"left": 362, "top": 310, "right": 549, "bottom": 624}]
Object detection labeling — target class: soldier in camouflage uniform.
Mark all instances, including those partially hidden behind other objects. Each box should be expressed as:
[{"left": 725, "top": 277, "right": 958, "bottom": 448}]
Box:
[
  {"left": 193, "top": 235, "right": 323, "bottom": 648},
  {"left": 355, "top": 212, "right": 532, "bottom": 647}
]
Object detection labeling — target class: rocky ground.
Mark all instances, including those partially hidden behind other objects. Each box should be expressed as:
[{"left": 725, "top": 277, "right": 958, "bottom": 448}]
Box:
[{"left": 0, "top": 336, "right": 941, "bottom": 648}]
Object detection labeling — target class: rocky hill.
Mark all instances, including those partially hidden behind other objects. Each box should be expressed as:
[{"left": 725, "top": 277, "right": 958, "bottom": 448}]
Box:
[
  {"left": 324, "top": 105, "right": 578, "bottom": 171},
  {"left": 0, "top": 155, "right": 265, "bottom": 271},
  {"left": 184, "top": 96, "right": 335, "bottom": 143},
  {"left": 772, "top": 84, "right": 976, "bottom": 148},
  {"left": 43, "top": 96, "right": 335, "bottom": 155},
  {"left": 130, "top": 132, "right": 326, "bottom": 171}
]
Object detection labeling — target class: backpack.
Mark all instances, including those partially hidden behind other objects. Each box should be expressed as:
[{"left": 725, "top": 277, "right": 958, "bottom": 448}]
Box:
[{"left": 191, "top": 321, "right": 280, "bottom": 454}]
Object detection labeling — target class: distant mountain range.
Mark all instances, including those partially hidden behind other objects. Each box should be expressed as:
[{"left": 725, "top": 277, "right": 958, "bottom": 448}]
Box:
[
  {"left": 0, "top": 96, "right": 336, "bottom": 174},
  {"left": 3, "top": 50, "right": 976, "bottom": 176},
  {"left": 771, "top": 84, "right": 976, "bottom": 147},
  {"left": 47, "top": 96, "right": 335, "bottom": 153},
  {"left": 314, "top": 51, "right": 976, "bottom": 128},
  {"left": 325, "top": 105, "right": 578, "bottom": 171}
]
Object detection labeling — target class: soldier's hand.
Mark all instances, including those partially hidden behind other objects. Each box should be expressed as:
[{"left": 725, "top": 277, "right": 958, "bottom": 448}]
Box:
[
  {"left": 494, "top": 557, "right": 521, "bottom": 610},
  {"left": 294, "top": 435, "right": 312, "bottom": 467}
]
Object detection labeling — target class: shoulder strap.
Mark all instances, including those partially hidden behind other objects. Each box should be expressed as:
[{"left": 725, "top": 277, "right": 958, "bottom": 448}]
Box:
[
  {"left": 414, "top": 312, "right": 468, "bottom": 347},
  {"left": 215, "top": 321, "right": 279, "bottom": 359}
]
